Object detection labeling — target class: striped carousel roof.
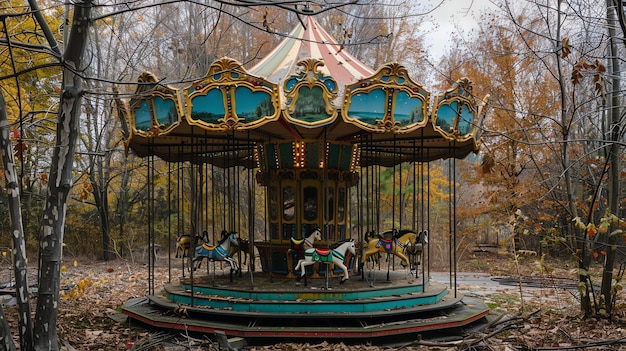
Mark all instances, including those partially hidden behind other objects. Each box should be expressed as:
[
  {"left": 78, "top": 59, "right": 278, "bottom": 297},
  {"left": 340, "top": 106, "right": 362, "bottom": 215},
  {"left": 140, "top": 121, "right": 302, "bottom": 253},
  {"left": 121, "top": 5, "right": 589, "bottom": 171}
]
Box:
[{"left": 249, "top": 16, "right": 375, "bottom": 90}]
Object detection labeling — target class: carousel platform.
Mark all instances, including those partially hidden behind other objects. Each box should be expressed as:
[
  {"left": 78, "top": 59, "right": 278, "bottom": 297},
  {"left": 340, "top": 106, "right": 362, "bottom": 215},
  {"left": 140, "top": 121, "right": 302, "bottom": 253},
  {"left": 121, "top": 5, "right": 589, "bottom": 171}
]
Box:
[{"left": 122, "top": 269, "right": 490, "bottom": 345}]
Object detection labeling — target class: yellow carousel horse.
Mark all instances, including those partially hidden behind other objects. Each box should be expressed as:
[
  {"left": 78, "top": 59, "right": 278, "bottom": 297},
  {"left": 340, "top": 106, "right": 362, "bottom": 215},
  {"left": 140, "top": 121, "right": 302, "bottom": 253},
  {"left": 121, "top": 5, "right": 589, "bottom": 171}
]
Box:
[{"left": 361, "top": 229, "right": 421, "bottom": 267}]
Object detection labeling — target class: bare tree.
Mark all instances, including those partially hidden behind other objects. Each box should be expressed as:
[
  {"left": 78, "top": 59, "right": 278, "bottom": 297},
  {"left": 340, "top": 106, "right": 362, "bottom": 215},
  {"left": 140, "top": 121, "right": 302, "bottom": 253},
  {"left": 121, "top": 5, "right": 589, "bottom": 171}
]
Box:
[
  {"left": 31, "top": 1, "right": 93, "bottom": 349},
  {"left": 0, "top": 92, "right": 23, "bottom": 351}
]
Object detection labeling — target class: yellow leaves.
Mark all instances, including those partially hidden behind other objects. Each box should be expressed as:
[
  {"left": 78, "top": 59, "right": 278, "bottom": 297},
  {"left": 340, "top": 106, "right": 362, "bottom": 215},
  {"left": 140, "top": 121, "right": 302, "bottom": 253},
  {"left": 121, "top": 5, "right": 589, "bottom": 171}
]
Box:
[
  {"left": 572, "top": 216, "right": 585, "bottom": 229},
  {"left": 61, "top": 277, "right": 93, "bottom": 299},
  {"left": 573, "top": 213, "right": 625, "bottom": 239}
]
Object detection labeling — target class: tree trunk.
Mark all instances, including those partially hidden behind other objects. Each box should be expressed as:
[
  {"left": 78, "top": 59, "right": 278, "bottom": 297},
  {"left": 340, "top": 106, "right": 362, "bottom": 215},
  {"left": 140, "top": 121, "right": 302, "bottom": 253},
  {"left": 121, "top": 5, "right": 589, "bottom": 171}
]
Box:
[
  {"left": 91, "top": 175, "right": 111, "bottom": 261},
  {"left": 33, "top": 2, "right": 93, "bottom": 350},
  {"left": 0, "top": 307, "right": 15, "bottom": 351},
  {"left": 599, "top": 0, "right": 622, "bottom": 315},
  {"left": 554, "top": 0, "right": 590, "bottom": 315},
  {"left": 0, "top": 92, "right": 21, "bottom": 351}
]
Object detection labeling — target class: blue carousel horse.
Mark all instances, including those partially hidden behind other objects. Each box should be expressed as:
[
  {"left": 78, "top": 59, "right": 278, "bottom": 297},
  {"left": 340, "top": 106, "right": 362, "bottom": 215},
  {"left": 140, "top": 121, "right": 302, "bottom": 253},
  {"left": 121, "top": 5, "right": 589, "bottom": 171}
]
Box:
[
  {"left": 193, "top": 231, "right": 239, "bottom": 272},
  {"left": 294, "top": 239, "right": 356, "bottom": 285}
]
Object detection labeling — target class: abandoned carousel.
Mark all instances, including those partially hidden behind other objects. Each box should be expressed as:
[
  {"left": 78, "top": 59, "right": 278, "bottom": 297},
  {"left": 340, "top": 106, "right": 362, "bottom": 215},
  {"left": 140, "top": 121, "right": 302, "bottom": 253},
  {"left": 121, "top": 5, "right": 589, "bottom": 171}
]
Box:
[{"left": 118, "top": 16, "right": 490, "bottom": 346}]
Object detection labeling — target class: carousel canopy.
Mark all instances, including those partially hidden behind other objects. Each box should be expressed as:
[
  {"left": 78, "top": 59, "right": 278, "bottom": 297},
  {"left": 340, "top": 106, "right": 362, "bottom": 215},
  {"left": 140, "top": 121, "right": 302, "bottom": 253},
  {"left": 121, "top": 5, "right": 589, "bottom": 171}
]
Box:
[{"left": 119, "top": 17, "right": 489, "bottom": 168}]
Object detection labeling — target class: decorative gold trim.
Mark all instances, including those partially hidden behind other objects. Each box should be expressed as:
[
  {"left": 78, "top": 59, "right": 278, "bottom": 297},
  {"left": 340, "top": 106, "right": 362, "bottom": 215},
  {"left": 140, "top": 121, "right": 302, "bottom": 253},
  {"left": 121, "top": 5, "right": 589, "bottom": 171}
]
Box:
[
  {"left": 431, "top": 77, "right": 484, "bottom": 142},
  {"left": 129, "top": 72, "right": 182, "bottom": 138},
  {"left": 342, "top": 62, "right": 430, "bottom": 133},
  {"left": 184, "top": 58, "right": 281, "bottom": 131},
  {"left": 283, "top": 58, "right": 338, "bottom": 126}
]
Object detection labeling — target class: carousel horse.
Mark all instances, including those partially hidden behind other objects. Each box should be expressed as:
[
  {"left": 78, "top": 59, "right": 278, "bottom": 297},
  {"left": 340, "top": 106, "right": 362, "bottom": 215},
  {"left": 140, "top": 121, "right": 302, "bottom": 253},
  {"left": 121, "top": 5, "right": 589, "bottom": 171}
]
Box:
[
  {"left": 193, "top": 231, "right": 239, "bottom": 273},
  {"left": 405, "top": 230, "right": 428, "bottom": 270},
  {"left": 231, "top": 237, "right": 250, "bottom": 266},
  {"left": 176, "top": 231, "right": 210, "bottom": 258},
  {"left": 286, "top": 228, "right": 322, "bottom": 277},
  {"left": 175, "top": 234, "right": 191, "bottom": 258},
  {"left": 295, "top": 239, "right": 356, "bottom": 286},
  {"left": 361, "top": 229, "right": 422, "bottom": 268},
  {"left": 227, "top": 236, "right": 251, "bottom": 275}
]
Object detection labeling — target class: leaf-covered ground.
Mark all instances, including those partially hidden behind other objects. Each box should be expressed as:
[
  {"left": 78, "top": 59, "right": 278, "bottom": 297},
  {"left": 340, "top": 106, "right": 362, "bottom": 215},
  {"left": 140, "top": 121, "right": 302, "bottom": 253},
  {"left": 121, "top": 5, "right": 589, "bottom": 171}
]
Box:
[{"left": 1, "top": 249, "right": 625, "bottom": 350}]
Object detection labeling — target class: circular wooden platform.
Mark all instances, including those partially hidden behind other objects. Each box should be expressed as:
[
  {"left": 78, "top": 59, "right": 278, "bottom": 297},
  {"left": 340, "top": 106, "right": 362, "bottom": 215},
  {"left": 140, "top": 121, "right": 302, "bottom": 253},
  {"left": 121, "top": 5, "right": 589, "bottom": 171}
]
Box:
[{"left": 122, "top": 269, "right": 490, "bottom": 344}]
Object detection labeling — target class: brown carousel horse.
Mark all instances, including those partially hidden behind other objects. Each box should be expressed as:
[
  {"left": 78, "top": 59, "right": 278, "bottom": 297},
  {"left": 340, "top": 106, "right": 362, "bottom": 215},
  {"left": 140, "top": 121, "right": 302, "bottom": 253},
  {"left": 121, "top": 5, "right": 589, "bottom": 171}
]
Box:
[{"left": 361, "top": 229, "right": 424, "bottom": 268}]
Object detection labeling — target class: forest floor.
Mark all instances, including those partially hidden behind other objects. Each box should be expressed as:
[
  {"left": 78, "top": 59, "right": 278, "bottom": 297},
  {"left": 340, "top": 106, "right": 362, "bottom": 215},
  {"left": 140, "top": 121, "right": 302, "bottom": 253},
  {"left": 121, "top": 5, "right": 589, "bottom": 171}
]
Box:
[{"left": 1, "top": 246, "right": 625, "bottom": 350}]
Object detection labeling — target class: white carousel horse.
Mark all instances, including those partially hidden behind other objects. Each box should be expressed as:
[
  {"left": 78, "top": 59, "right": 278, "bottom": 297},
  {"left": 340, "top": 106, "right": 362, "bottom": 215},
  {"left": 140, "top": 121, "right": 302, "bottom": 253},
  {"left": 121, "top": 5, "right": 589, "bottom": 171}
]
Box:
[
  {"left": 286, "top": 227, "right": 323, "bottom": 278},
  {"left": 361, "top": 229, "right": 423, "bottom": 267},
  {"left": 294, "top": 239, "right": 356, "bottom": 284},
  {"left": 193, "top": 231, "right": 239, "bottom": 272},
  {"left": 289, "top": 227, "right": 322, "bottom": 252}
]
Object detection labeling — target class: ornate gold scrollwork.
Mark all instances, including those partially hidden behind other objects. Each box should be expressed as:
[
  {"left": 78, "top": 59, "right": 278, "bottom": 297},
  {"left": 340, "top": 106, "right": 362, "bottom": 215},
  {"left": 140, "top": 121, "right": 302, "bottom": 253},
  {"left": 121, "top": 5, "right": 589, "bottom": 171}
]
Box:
[
  {"left": 283, "top": 58, "right": 338, "bottom": 126},
  {"left": 342, "top": 62, "right": 430, "bottom": 133}
]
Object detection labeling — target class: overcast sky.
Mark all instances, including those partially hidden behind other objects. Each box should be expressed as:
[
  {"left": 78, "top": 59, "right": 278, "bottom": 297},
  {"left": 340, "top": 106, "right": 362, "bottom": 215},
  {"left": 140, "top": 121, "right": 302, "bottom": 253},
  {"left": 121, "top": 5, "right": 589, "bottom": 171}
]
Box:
[{"left": 418, "top": 0, "right": 497, "bottom": 59}]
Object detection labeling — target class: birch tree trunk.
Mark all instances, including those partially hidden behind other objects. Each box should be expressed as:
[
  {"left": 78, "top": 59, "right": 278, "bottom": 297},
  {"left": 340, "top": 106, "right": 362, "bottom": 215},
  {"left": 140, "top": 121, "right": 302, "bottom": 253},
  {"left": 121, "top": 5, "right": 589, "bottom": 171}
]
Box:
[
  {"left": 33, "top": 2, "right": 93, "bottom": 349},
  {"left": 0, "top": 93, "right": 19, "bottom": 351}
]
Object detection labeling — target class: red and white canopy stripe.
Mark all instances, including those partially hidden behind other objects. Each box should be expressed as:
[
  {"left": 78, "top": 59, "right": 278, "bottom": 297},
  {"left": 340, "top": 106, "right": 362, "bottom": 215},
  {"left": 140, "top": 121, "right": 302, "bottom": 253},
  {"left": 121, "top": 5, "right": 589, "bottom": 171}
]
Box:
[{"left": 249, "top": 16, "right": 374, "bottom": 89}]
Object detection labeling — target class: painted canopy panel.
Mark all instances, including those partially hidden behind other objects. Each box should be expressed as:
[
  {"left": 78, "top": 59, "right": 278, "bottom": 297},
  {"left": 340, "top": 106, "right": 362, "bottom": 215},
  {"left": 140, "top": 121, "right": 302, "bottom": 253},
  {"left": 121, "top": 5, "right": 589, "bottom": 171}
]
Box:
[{"left": 121, "top": 17, "right": 488, "bottom": 168}]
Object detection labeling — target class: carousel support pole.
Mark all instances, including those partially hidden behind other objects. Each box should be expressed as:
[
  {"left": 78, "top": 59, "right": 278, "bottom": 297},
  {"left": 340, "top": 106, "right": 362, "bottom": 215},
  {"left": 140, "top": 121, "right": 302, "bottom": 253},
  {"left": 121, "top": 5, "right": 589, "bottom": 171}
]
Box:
[
  {"left": 386, "top": 257, "right": 391, "bottom": 281},
  {"left": 286, "top": 250, "right": 295, "bottom": 278},
  {"left": 325, "top": 263, "right": 329, "bottom": 289},
  {"left": 211, "top": 260, "right": 216, "bottom": 287}
]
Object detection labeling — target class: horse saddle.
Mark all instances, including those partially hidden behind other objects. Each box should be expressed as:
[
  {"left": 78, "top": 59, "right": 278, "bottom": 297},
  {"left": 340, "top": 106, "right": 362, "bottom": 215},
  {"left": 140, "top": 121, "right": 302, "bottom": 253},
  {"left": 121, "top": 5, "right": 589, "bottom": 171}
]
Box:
[
  {"left": 375, "top": 239, "right": 394, "bottom": 252},
  {"left": 290, "top": 237, "right": 304, "bottom": 249},
  {"left": 306, "top": 248, "right": 333, "bottom": 263},
  {"left": 201, "top": 243, "right": 217, "bottom": 251}
]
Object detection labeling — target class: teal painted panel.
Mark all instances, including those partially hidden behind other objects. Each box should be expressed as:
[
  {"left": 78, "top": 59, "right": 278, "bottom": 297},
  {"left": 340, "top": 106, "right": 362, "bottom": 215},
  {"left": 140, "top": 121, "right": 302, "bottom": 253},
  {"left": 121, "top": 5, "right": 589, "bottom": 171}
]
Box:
[
  {"left": 166, "top": 287, "right": 446, "bottom": 314},
  {"left": 266, "top": 144, "right": 278, "bottom": 169},
  {"left": 234, "top": 87, "right": 275, "bottom": 122},
  {"left": 347, "top": 88, "right": 386, "bottom": 123},
  {"left": 134, "top": 99, "right": 152, "bottom": 131},
  {"left": 436, "top": 101, "right": 458, "bottom": 131},
  {"left": 457, "top": 103, "right": 474, "bottom": 135},
  {"left": 394, "top": 91, "right": 424, "bottom": 126},
  {"left": 191, "top": 89, "right": 225, "bottom": 123},
  {"left": 178, "top": 282, "right": 428, "bottom": 301},
  {"left": 339, "top": 145, "right": 352, "bottom": 170},
  {"left": 305, "top": 142, "right": 319, "bottom": 168},
  {"left": 279, "top": 143, "right": 293, "bottom": 168},
  {"left": 153, "top": 96, "right": 178, "bottom": 126}
]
